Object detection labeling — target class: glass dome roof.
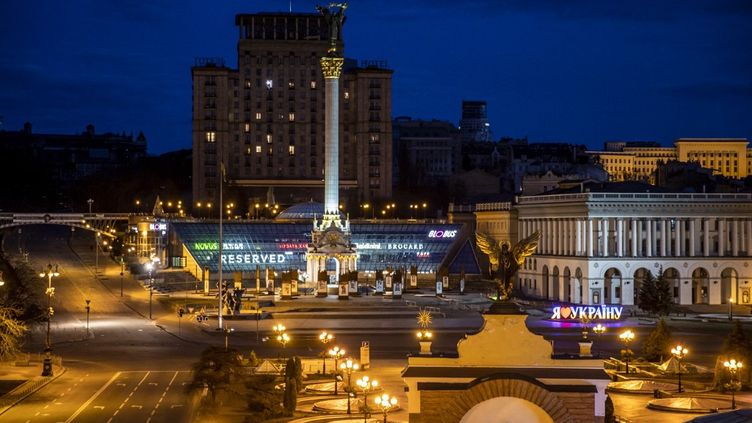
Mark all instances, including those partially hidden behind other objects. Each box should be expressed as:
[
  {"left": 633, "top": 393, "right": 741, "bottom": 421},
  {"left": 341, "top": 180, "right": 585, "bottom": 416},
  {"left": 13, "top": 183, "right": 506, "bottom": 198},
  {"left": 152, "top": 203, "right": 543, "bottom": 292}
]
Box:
[{"left": 276, "top": 201, "right": 344, "bottom": 220}]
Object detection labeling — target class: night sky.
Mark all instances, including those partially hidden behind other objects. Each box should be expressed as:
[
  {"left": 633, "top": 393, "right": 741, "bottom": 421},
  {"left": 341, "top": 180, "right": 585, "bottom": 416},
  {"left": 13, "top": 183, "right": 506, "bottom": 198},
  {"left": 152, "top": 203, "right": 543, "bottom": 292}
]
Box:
[{"left": 1, "top": 0, "right": 750, "bottom": 154}]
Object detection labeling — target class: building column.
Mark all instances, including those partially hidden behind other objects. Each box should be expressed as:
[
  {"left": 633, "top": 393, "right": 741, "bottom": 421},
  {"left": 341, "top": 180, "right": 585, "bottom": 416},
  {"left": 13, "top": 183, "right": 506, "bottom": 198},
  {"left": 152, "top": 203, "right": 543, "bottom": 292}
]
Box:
[
  {"left": 660, "top": 219, "right": 667, "bottom": 257},
  {"left": 636, "top": 219, "right": 643, "bottom": 257},
  {"left": 587, "top": 219, "right": 594, "bottom": 257},
  {"left": 689, "top": 219, "right": 696, "bottom": 257},
  {"left": 616, "top": 218, "right": 624, "bottom": 257},
  {"left": 674, "top": 219, "right": 682, "bottom": 257},
  {"left": 646, "top": 219, "right": 654, "bottom": 257},
  {"left": 746, "top": 220, "right": 752, "bottom": 256},
  {"left": 703, "top": 218, "right": 710, "bottom": 257},
  {"left": 719, "top": 219, "right": 726, "bottom": 255},
  {"left": 576, "top": 219, "right": 583, "bottom": 255},
  {"left": 631, "top": 218, "right": 638, "bottom": 257},
  {"left": 732, "top": 219, "right": 739, "bottom": 256}
]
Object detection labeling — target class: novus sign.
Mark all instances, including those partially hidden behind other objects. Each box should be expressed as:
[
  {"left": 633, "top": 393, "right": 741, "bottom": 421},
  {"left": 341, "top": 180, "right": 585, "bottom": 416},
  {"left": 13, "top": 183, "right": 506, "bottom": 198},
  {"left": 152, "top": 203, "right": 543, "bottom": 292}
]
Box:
[{"left": 551, "top": 305, "right": 623, "bottom": 320}]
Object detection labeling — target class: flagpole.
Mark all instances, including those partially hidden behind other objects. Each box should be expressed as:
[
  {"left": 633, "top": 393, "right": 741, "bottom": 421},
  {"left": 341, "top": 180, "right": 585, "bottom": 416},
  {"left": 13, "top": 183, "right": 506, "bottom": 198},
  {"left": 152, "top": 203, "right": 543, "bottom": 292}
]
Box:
[{"left": 218, "top": 162, "right": 224, "bottom": 330}]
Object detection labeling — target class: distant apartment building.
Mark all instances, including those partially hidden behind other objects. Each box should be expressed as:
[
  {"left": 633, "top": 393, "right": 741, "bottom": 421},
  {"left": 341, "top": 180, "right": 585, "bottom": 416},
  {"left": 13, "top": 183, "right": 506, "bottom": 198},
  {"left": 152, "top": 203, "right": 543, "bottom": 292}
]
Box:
[
  {"left": 458, "top": 100, "right": 493, "bottom": 142},
  {"left": 0, "top": 122, "right": 147, "bottom": 187},
  {"left": 590, "top": 138, "right": 752, "bottom": 183},
  {"left": 392, "top": 117, "right": 460, "bottom": 187},
  {"left": 192, "top": 12, "right": 393, "bottom": 210}
]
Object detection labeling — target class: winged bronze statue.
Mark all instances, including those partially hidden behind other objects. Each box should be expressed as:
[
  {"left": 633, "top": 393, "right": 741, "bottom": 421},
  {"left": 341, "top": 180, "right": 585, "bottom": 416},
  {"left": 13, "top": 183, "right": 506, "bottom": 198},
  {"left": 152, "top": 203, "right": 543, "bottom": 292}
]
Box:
[{"left": 476, "top": 230, "right": 540, "bottom": 301}]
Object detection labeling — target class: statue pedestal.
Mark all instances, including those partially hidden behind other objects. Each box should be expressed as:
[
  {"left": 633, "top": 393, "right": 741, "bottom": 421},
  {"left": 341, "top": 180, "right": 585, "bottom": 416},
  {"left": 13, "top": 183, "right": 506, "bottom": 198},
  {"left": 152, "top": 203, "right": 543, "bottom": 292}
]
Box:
[{"left": 578, "top": 340, "right": 593, "bottom": 358}]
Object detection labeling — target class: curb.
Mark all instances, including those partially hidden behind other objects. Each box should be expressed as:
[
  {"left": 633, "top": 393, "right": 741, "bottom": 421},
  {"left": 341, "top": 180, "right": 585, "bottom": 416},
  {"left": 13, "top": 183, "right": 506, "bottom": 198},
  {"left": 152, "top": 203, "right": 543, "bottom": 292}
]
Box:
[{"left": 0, "top": 365, "right": 67, "bottom": 416}]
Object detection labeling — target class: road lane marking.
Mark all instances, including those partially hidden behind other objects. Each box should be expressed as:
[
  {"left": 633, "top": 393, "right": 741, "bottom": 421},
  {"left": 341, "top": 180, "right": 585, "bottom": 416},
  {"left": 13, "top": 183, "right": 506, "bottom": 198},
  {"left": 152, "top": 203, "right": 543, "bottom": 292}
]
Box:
[
  {"left": 145, "top": 371, "right": 178, "bottom": 423},
  {"left": 93, "top": 406, "right": 104, "bottom": 410},
  {"left": 130, "top": 405, "right": 142, "bottom": 409},
  {"left": 64, "top": 372, "right": 121, "bottom": 423}
]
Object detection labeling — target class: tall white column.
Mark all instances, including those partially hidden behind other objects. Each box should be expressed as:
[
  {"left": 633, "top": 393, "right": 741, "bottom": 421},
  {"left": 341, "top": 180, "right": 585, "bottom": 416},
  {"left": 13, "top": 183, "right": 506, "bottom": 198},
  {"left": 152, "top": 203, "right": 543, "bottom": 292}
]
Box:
[
  {"left": 732, "top": 219, "right": 739, "bottom": 256},
  {"left": 746, "top": 220, "right": 752, "bottom": 256},
  {"left": 631, "top": 218, "right": 638, "bottom": 257},
  {"left": 636, "top": 220, "right": 643, "bottom": 256},
  {"left": 601, "top": 218, "right": 609, "bottom": 257},
  {"left": 587, "top": 219, "right": 594, "bottom": 257},
  {"left": 321, "top": 60, "right": 343, "bottom": 216},
  {"left": 617, "top": 218, "right": 624, "bottom": 257},
  {"left": 660, "top": 219, "right": 667, "bottom": 256},
  {"left": 689, "top": 219, "right": 696, "bottom": 257},
  {"left": 719, "top": 219, "right": 726, "bottom": 255},
  {"left": 576, "top": 219, "right": 583, "bottom": 255},
  {"left": 646, "top": 219, "right": 654, "bottom": 257}
]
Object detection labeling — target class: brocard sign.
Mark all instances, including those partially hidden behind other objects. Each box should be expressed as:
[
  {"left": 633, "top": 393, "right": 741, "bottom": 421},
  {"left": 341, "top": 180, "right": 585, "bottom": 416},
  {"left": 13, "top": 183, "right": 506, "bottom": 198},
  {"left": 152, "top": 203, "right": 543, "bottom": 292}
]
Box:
[{"left": 551, "top": 305, "right": 623, "bottom": 320}]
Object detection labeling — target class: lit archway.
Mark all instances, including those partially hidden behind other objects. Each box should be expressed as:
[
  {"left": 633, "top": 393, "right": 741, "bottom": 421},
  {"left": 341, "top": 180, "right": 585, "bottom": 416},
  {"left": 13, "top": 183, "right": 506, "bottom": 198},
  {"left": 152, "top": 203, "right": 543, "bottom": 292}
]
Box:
[
  {"left": 460, "top": 396, "right": 554, "bottom": 423},
  {"left": 604, "top": 268, "right": 622, "bottom": 305},
  {"left": 542, "top": 265, "right": 550, "bottom": 299},
  {"left": 552, "top": 266, "right": 560, "bottom": 301},
  {"left": 692, "top": 267, "right": 710, "bottom": 304},
  {"left": 633, "top": 268, "right": 651, "bottom": 306},
  {"left": 721, "top": 268, "right": 738, "bottom": 304},
  {"left": 663, "top": 267, "right": 680, "bottom": 303},
  {"left": 562, "top": 267, "right": 571, "bottom": 303}
]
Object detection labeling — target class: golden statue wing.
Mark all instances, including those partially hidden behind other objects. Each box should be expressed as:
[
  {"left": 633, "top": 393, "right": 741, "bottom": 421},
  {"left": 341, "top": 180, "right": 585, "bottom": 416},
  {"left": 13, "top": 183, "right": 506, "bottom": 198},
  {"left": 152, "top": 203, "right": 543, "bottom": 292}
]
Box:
[
  {"left": 475, "top": 232, "right": 501, "bottom": 268},
  {"left": 512, "top": 230, "right": 540, "bottom": 265}
]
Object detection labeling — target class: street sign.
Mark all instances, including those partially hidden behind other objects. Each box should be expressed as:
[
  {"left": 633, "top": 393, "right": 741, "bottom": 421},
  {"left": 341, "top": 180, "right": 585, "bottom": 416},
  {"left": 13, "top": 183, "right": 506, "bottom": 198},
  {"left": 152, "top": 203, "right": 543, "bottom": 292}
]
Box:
[{"left": 436, "top": 281, "right": 443, "bottom": 296}]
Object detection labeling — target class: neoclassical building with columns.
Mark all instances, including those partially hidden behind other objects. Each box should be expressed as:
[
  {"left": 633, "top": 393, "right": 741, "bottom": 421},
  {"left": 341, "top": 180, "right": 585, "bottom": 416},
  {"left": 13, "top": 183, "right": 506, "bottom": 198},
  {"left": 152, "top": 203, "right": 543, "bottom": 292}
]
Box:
[{"left": 514, "top": 191, "right": 752, "bottom": 306}]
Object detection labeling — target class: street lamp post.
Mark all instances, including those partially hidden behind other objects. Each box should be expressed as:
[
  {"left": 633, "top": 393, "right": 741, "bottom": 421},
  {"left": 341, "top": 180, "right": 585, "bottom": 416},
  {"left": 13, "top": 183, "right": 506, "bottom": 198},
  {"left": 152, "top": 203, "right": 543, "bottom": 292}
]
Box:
[
  {"left": 340, "top": 358, "right": 360, "bottom": 415},
  {"left": 319, "top": 331, "right": 334, "bottom": 374},
  {"left": 328, "top": 346, "right": 345, "bottom": 395},
  {"left": 39, "top": 264, "right": 59, "bottom": 377},
  {"left": 356, "top": 376, "right": 378, "bottom": 422},
  {"left": 729, "top": 297, "right": 734, "bottom": 321},
  {"left": 120, "top": 258, "right": 125, "bottom": 297},
  {"left": 374, "top": 393, "right": 398, "bottom": 423},
  {"left": 619, "top": 329, "right": 635, "bottom": 374},
  {"left": 724, "top": 359, "right": 743, "bottom": 409},
  {"left": 671, "top": 345, "right": 688, "bottom": 393},
  {"left": 85, "top": 299, "right": 91, "bottom": 334},
  {"left": 224, "top": 327, "right": 234, "bottom": 351},
  {"left": 146, "top": 263, "right": 154, "bottom": 320}
]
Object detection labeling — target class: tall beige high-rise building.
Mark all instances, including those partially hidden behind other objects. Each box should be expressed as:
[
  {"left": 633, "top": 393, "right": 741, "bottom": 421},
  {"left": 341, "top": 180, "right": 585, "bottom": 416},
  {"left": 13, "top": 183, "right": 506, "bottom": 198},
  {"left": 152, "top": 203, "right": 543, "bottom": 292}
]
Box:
[{"left": 192, "top": 12, "right": 392, "bottom": 211}]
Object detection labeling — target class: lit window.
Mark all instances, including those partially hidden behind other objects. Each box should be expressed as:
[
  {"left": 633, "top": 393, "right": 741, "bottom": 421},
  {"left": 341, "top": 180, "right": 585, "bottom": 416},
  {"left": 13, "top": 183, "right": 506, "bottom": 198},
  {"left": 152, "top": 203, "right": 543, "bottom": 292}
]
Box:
[
  {"left": 288, "top": 113, "right": 295, "bottom": 121},
  {"left": 266, "top": 134, "right": 273, "bottom": 143},
  {"left": 344, "top": 91, "right": 349, "bottom": 99},
  {"left": 256, "top": 146, "right": 261, "bottom": 153},
  {"left": 310, "top": 81, "right": 317, "bottom": 89},
  {"left": 244, "top": 123, "right": 250, "bottom": 133},
  {"left": 289, "top": 145, "right": 295, "bottom": 155},
  {"left": 288, "top": 80, "right": 295, "bottom": 88},
  {"left": 266, "top": 79, "right": 273, "bottom": 89},
  {"left": 247, "top": 147, "right": 251, "bottom": 154},
  {"left": 245, "top": 79, "right": 251, "bottom": 88},
  {"left": 205, "top": 131, "right": 216, "bottom": 143},
  {"left": 255, "top": 112, "right": 262, "bottom": 120}
]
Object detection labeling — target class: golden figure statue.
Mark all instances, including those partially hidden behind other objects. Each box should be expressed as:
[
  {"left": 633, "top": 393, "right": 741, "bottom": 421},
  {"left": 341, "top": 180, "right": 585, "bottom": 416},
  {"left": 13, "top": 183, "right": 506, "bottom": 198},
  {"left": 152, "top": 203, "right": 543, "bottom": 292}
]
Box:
[{"left": 475, "top": 231, "right": 540, "bottom": 301}]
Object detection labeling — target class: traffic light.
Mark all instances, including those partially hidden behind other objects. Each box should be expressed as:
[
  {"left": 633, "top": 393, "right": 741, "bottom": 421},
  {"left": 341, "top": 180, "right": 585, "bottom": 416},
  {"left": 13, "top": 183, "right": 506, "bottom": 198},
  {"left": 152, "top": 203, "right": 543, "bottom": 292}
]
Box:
[{"left": 178, "top": 308, "right": 184, "bottom": 318}]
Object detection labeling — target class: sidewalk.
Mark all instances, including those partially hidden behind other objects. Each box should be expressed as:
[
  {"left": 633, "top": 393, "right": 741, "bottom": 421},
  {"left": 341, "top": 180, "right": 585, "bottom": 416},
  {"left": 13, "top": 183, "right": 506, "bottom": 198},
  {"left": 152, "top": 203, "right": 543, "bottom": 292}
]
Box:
[{"left": 0, "top": 361, "right": 65, "bottom": 416}]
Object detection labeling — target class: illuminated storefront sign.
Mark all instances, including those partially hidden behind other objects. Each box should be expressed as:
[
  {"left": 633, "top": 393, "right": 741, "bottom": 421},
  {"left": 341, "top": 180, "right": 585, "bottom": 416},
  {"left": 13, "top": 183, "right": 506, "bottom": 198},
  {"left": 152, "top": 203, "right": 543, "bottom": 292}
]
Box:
[
  {"left": 193, "top": 242, "right": 244, "bottom": 251},
  {"left": 221, "top": 253, "right": 286, "bottom": 264},
  {"left": 428, "top": 230, "right": 457, "bottom": 239},
  {"left": 355, "top": 243, "right": 424, "bottom": 250},
  {"left": 149, "top": 223, "right": 168, "bottom": 231},
  {"left": 551, "top": 305, "right": 623, "bottom": 320},
  {"left": 278, "top": 242, "right": 308, "bottom": 250}
]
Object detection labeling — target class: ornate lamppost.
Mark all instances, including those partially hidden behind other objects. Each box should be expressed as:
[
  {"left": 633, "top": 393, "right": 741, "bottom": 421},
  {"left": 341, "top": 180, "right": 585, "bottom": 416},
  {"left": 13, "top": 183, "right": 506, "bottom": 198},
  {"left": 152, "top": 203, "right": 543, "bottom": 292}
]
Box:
[
  {"left": 328, "top": 346, "right": 345, "bottom": 395},
  {"left": 340, "top": 358, "right": 360, "bottom": 414},
  {"left": 619, "top": 329, "right": 635, "bottom": 374},
  {"left": 356, "top": 376, "right": 378, "bottom": 422},
  {"left": 39, "top": 264, "right": 59, "bottom": 376},
  {"left": 724, "top": 359, "right": 743, "bottom": 409},
  {"left": 319, "top": 331, "right": 334, "bottom": 374},
  {"left": 374, "top": 393, "right": 398, "bottom": 423},
  {"left": 671, "top": 345, "right": 688, "bottom": 393}
]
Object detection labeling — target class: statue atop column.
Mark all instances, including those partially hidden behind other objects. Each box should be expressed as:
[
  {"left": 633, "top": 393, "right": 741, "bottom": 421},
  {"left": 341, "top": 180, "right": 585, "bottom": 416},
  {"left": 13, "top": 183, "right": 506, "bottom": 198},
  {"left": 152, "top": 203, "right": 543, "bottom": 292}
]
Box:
[{"left": 316, "top": 2, "right": 348, "bottom": 54}]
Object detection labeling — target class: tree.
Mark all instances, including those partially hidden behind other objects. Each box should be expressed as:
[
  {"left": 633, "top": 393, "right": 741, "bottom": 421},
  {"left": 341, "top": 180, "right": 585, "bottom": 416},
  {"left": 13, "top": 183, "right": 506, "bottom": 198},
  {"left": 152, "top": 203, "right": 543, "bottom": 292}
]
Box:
[
  {"left": 714, "top": 321, "right": 752, "bottom": 389},
  {"left": 191, "top": 347, "right": 243, "bottom": 404},
  {"left": 245, "top": 374, "right": 286, "bottom": 420},
  {"left": 248, "top": 350, "right": 259, "bottom": 367},
  {"left": 643, "top": 318, "right": 672, "bottom": 362},
  {"left": 282, "top": 357, "right": 300, "bottom": 414},
  {"left": 638, "top": 271, "right": 672, "bottom": 316},
  {"left": 0, "top": 306, "right": 27, "bottom": 360}
]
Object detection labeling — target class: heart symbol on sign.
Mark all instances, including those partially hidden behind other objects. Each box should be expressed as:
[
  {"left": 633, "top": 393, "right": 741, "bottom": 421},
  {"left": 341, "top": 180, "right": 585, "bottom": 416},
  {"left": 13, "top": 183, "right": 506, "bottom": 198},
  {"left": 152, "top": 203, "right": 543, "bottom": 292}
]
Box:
[{"left": 560, "top": 307, "right": 572, "bottom": 319}]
